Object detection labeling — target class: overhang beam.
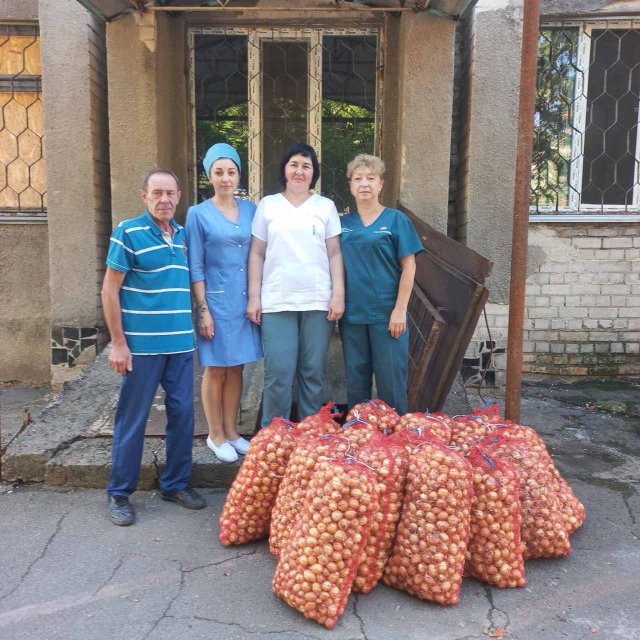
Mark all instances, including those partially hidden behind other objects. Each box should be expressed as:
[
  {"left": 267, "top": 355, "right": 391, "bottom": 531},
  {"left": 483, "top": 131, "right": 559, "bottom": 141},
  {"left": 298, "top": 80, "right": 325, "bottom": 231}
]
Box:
[{"left": 73, "top": 0, "right": 476, "bottom": 22}]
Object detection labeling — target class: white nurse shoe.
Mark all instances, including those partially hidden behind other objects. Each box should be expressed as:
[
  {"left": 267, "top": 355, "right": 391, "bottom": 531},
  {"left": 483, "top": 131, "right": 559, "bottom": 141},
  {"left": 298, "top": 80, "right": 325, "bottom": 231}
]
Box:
[
  {"left": 207, "top": 437, "right": 238, "bottom": 463},
  {"left": 227, "top": 436, "right": 251, "bottom": 455}
]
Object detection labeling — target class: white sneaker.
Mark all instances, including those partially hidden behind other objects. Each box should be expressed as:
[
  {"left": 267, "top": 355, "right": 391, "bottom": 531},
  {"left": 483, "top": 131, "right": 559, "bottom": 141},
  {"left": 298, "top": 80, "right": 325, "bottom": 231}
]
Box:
[
  {"left": 227, "top": 436, "right": 251, "bottom": 455},
  {"left": 206, "top": 437, "right": 238, "bottom": 462}
]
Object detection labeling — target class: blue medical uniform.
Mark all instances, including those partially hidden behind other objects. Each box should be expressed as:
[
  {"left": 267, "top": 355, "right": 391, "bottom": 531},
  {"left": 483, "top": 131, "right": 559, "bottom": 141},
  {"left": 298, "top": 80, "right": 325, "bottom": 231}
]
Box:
[
  {"left": 185, "top": 198, "right": 263, "bottom": 367},
  {"left": 339, "top": 207, "right": 423, "bottom": 414}
]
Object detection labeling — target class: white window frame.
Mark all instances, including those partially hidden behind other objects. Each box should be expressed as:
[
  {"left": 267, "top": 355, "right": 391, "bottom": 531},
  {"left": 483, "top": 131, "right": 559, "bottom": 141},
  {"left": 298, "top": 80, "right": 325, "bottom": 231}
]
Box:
[
  {"left": 531, "top": 20, "right": 640, "bottom": 222},
  {"left": 188, "top": 26, "right": 381, "bottom": 203}
]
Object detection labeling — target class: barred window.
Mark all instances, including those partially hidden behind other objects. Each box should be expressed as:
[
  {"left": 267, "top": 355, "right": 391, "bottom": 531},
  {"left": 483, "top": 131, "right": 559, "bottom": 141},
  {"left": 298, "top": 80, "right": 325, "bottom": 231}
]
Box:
[
  {"left": 532, "top": 22, "right": 640, "bottom": 215},
  {"left": 190, "top": 27, "right": 379, "bottom": 211},
  {"left": 0, "top": 25, "right": 46, "bottom": 217}
]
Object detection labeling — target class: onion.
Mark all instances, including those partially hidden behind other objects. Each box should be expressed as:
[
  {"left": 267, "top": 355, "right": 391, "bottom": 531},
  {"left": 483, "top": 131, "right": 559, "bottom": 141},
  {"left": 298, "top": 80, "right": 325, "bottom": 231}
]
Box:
[
  {"left": 269, "top": 435, "right": 350, "bottom": 558},
  {"left": 346, "top": 399, "right": 400, "bottom": 434},
  {"left": 465, "top": 446, "right": 526, "bottom": 588},
  {"left": 219, "top": 418, "right": 298, "bottom": 546},
  {"left": 384, "top": 440, "right": 473, "bottom": 605},
  {"left": 272, "top": 459, "right": 377, "bottom": 629}
]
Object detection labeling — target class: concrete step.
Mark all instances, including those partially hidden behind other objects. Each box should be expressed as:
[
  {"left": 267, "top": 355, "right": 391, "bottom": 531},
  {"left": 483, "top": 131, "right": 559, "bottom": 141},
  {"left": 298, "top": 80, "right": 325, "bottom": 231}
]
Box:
[
  {"left": 42, "top": 436, "right": 241, "bottom": 490},
  {"left": 3, "top": 332, "right": 470, "bottom": 490}
]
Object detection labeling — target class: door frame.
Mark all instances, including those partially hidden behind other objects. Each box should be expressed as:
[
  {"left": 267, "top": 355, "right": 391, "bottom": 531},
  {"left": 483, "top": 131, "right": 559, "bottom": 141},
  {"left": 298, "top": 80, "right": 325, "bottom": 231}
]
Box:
[{"left": 188, "top": 25, "right": 383, "bottom": 202}]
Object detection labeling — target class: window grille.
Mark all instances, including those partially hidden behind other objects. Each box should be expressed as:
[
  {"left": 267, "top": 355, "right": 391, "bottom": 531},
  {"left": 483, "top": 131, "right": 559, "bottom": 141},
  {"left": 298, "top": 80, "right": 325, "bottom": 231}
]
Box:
[
  {"left": 532, "top": 21, "right": 640, "bottom": 216},
  {"left": 0, "top": 24, "right": 46, "bottom": 217},
  {"left": 189, "top": 27, "right": 379, "bottom": 212}
]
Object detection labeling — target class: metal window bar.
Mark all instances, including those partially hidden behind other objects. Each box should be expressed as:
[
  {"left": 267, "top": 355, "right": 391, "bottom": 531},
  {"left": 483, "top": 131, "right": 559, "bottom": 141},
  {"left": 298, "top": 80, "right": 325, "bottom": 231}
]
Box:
[
  {"left": 531, "top": 20, "right": 640, "bottom": 216},
  {"left": 0, "top": 24, "right": 46, "bottom": 217},
  {"left": 188, "top": 26, "right": 379, "bottom": 208}
]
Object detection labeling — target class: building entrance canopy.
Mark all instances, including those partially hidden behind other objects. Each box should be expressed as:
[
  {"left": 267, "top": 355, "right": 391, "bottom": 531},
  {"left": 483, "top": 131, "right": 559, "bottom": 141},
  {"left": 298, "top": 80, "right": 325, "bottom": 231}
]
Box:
[{"left": 73, "top": 0, "right": 476, "bottom": 23}]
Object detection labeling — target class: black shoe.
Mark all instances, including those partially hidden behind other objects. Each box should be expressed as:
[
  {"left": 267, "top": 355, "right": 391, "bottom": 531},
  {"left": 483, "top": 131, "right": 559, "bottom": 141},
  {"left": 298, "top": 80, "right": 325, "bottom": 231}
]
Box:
[
  {"left": 108, "top": 495, "right": 135, "bottom": 526},
  {"left": 161, "top": 487, "right": 206, "bottom": 510}
]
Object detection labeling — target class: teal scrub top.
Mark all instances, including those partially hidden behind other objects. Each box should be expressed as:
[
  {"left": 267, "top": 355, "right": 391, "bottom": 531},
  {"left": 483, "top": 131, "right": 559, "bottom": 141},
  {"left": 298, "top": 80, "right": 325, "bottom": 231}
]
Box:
[{"left": 340, "top": 207, "right": 424, "bottom": 324}]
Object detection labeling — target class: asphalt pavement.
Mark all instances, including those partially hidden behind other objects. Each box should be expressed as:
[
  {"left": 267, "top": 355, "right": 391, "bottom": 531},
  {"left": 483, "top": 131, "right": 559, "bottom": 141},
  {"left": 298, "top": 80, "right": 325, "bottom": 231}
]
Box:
[{"left": 0, "top": 380, "right": 639, "bottom": 640}]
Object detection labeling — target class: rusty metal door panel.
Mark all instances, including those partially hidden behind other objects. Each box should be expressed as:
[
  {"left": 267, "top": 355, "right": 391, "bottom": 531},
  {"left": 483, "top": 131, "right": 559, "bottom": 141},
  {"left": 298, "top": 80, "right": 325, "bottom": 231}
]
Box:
[
  {"left": 407, "top": 284, "right": 445, "bottom": 412},
  {"left": 401, "top": 204, "right": 493, "bottom": 412}
]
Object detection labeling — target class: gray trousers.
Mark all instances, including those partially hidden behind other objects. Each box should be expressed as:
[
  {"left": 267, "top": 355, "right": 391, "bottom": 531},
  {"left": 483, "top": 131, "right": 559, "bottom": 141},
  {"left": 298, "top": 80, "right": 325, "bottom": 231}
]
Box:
[{"left": 260, "top": 310, "right": 334, "bottom": 427}]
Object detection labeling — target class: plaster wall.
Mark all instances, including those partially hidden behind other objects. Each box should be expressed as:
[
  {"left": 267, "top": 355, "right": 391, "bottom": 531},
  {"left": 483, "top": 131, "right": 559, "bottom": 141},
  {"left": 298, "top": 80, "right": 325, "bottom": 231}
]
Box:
[
  {"left": 107, "top": 14, "right": 159, "bottom": 223},
  {"left": 155, "top": 14, "right": 189, "bottom": 224},
  {"left": 464, "top": 2, "right": 523, "bottom": 303},
  {"left": 0, "top": 0, "right": 38, "bottom": 20},
  {"left": 380, "top": 15, "right": 401, "bottom": 207},
  {"left": 540, "top": 0, "right": 632, "bottom": 14},
  {"left": 0, "top": 223, "right": 50, "bottom": 383},
  {"left": 396, "top": 13, "right": 455, "bottom": 233},
  {"left": 39, "top": 0, "right": 103, "bottom": 325}
]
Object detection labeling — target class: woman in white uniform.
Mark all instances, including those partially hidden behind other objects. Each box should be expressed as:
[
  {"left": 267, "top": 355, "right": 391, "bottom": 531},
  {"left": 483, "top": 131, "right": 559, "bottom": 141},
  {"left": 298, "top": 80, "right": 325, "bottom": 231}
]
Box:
[{"left": 247, "top": 143, "right": 345, "bottom": 426}]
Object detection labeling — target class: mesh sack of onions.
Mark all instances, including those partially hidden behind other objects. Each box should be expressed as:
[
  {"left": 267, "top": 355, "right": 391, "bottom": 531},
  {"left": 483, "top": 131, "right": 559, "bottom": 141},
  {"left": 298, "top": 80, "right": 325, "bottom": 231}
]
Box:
[
  {"left": 352, "top": 435, "right": 409, "bottom": 593},
  {"left": 345, "top": 399, "right": 400, "bottom": 434},
  {"left": 272, "top": 458, "right": 378, "bottom": 628},
  {"left": 339, "top": 415, "right": 379, "bottom": 451},
  {"left": 465, "top": 446, "right": 526, "bottom": 588},
  {"left": 383, "top": 436, "right": 473, "bottom": 605},
  {"left": 396, "top": 412, "right": 453, "bottom": 444},
  {"left": 386, "top": 425, "right": 443, "bottom": 454},
  {"left": 484, "top": 422, "right": 585, "bottom": 535},
  {"left": 219, "top": 418, "right": 298, "bottom": 546},
  {"left": 471, "top": 402, "right": 502, "bottom": 418},
  {"left": 479, "top": 435, "right": 571, "bottom": 559},
  {"left": 296, "top": 402, "right": 343, "bottom": 437},
  {"left": 449, "top": 415, "right": 493, "bottom": 454},
  {"left": 269, "top": 434, "right": 351, "bottom": 558}
]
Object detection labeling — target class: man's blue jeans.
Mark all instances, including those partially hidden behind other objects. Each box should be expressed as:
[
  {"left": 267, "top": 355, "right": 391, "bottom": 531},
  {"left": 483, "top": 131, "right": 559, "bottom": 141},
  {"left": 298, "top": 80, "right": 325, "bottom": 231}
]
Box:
[{"left": 107, "top": 351, "right": 194, "bottom": 497}]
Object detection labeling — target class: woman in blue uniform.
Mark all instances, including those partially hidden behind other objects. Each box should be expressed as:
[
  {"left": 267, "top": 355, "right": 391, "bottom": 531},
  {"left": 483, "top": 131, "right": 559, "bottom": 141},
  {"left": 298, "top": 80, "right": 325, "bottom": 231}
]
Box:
[
  {"left": 339, "top": 154, "right": 423, "bottom": 415},
  {"left": 185, "top": 143, "right": 262, "bottom": 462}
]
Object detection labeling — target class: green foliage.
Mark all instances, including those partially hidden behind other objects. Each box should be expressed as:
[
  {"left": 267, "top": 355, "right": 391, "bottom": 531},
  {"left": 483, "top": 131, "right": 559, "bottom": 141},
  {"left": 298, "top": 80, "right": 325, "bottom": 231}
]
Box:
[
  {"left": 531, "top": 28, "right": 579, "bottom": 209},
  {"left": 194, "top": 99, "right": 374, "bottom": 209},
  {"left": 196, "top": 103, "right": 249, "bottom": 201},
  {"left": 321, "top": 99, "right": 375, "bottom": 212}
]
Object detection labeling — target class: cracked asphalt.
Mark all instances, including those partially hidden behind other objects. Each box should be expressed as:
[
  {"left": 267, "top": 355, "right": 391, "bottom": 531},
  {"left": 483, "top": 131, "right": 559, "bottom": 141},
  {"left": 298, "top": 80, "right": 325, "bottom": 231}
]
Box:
[{"left": 1, "top": 379, "right": 639, "bottom": 640}]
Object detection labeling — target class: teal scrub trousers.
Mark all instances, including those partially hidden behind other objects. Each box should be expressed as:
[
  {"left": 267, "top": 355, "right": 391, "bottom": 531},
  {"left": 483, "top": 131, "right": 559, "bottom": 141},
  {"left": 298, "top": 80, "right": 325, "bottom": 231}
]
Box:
[
  {"left": 339, "top": 321, "right": 409, "bottom": 415},
  {"left": 260, "top": 310, "right": 335, "bottom": 427}
]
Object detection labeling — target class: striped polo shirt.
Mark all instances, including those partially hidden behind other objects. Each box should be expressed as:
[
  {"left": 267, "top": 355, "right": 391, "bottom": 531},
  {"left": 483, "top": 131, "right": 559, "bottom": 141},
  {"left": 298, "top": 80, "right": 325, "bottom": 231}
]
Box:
[{"left": 106, "top": 210, "right": 195, "bottom": 355}]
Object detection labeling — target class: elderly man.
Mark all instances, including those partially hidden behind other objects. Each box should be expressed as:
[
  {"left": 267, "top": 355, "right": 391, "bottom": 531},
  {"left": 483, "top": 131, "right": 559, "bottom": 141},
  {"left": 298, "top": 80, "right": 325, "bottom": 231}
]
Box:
[{"left": 101, "top": 168, "right": 205, "bottom": 526}]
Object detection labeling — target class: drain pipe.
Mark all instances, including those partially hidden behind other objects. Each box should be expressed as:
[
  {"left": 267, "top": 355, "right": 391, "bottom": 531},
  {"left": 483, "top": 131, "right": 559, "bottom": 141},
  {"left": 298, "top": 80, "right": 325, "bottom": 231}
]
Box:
[{"left": 505, "top": 0, "right": 541, "bottom": 422}]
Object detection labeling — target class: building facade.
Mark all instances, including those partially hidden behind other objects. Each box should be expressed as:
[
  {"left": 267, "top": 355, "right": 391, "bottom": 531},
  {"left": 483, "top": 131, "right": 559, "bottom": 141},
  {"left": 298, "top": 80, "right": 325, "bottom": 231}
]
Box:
[
  {"left": 1, "top": 0, "right": 638, "bottom": 387},
  {"left": 460, "top": 0, "right": 640, "bottom": 383}
]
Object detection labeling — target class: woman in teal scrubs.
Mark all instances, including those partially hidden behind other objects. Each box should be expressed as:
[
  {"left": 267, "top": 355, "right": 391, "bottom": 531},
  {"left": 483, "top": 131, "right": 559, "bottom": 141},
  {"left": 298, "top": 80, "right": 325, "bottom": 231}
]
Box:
[{"left": 339, "top": 154, "right": 423, "bottom": 415}]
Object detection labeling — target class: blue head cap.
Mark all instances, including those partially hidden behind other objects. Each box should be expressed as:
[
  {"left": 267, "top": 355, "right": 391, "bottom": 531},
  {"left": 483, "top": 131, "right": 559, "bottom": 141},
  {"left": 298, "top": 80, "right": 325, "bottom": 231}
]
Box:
[{"left": 203, "top": 143, "right": 241, "bottom": 178}]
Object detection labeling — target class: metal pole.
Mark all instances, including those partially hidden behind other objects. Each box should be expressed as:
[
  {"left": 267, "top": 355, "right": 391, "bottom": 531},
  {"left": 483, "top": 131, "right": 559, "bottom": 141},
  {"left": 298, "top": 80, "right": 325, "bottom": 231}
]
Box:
[{"left": 505, "top": 0, "right": 541, "bottom": 422}]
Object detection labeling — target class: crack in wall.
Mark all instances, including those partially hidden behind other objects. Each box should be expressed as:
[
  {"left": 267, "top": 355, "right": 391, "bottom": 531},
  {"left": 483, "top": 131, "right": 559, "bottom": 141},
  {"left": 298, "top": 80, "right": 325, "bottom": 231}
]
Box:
[
  {"left": 483, "top": 585, "right": 510, "bottom": 635},
  {"left": 0, "top": 510, "right": 68, "bottom": 602}
]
